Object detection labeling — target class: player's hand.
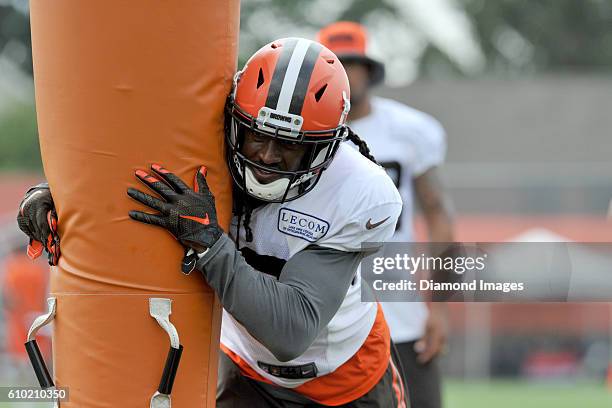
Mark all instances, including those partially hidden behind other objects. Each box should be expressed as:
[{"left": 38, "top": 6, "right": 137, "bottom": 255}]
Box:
[
  {"left": 16, "top": 184, "right": 61, "bottom": 265},
  {"left": 414, "top": 302, "right": 449, "bottom": 364},
  {"left": 128, "top": 164, "right": 223, "bottom": 263}
]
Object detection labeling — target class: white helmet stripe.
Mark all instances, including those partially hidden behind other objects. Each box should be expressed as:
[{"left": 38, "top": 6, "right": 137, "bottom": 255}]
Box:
[{"left": 275, "top": 38, "right": 313, "bottom": 113}]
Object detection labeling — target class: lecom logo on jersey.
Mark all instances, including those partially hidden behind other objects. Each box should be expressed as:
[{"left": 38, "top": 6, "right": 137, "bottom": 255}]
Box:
[{"left": 277, "top": 208, "right": 330, "bottom": 242}]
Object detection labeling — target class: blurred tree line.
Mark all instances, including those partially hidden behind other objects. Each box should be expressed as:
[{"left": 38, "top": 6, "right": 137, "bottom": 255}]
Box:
[
  {"left": 0, "top": 3, "right": 39, "bottom": 172},
  {"left": 239, "top": 0, "right": 612, "bottom": 75},
  {"left": 464, "top": 0, "right": 612, "bottom": 74},
  {"left": 1, "top": 0, "right": 611, "bottom": 171}
]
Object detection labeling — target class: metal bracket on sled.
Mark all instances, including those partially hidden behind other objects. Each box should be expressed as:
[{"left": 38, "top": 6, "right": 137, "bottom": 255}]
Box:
[
  {"left": 149, "top": 298, "right": 183, "bottom": 408},
  {"left": 25, "top": 297, "right": 60, "bottom": 407}
]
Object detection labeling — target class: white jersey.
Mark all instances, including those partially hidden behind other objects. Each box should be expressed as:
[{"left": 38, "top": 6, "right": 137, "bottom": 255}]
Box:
[
  {"left": 221, "top": 142, "right": 402, "bottom": 388},
  {"left": 349, "top": 96, "right": 447, "bottom": 342}
]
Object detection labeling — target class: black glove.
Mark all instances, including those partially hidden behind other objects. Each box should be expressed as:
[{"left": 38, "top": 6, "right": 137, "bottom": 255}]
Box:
[
  {"left": 16, "top": 183, "right": 61, "bottom": 266},
  {"left": 128, "top": 164, "right": 223, "bottom": 273}
]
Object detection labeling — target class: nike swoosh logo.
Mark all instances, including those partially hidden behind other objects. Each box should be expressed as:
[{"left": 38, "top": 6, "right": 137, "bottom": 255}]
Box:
[
  {"left": 20, "top": 190, "right": 43, "bottom": 215},
  {"left": 182, "top": 248, "right": 197, "bottom": 275},
  {"left": 366, "top": 216, "right": 390, "bottom": 230},
  {"left": 182, "top": 258, "right": 196, "bottom": 274},
  {"left": 180, "top": 214, "right": 210, "bottom": 225}
]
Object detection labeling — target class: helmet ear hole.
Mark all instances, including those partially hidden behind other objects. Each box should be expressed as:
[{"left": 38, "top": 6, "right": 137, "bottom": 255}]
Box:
[
  {"left": 257, "top": 68, "right": 265, "bottom": 89},
  {"left": 314, "top": 84, "right": 327, "bottom": 102}
]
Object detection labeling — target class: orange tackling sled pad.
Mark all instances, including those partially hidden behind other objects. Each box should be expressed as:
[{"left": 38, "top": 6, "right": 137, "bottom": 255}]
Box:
[{"left": 29, "top": 1, "right": 238, "bottom": 405}]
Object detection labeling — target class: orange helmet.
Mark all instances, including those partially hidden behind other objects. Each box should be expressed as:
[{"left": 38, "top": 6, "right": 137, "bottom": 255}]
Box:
[
  {"left": 226, "top": 37, "right": 351, "bottom": 202},
  {"left": 317, "top": 22, "right": 385, "bottom": 85}
]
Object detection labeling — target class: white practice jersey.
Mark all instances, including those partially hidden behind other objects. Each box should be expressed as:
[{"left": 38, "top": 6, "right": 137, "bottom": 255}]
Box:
[
  {"left": 221, "top": 142, "right": 402, "bottom": 388},
  {"left": 350, "top": 96, "right": 447, "bottom": 342}
]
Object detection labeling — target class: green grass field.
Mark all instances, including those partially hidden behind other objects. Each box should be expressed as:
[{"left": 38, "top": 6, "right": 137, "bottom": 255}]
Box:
[
  {"left": 444, "top": 380, "right": 612, "bottom": 408},
  {"left": 0, "top": 380, "right": 611, "bottom": 407}
]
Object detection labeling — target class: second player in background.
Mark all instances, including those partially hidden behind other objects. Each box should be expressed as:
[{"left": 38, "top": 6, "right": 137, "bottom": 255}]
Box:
[{"left": 319, "top": 22, "right": 456, "bottom": 408}]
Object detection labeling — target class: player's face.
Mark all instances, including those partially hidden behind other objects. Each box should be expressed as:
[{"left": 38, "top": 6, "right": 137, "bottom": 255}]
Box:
[
  {"left": 342, "top": 61, "right": 370, "bottom": 106},
  {"left": 241, "top": 128, "right": 309, "bottom": 184}
]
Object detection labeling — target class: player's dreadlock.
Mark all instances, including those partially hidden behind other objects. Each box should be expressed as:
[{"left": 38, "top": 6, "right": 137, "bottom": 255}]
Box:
[
  {"left": 346, "top": 127, "right": 378, "bottom": 164},
  {"left": 233, "top": 189, "right": 254, "bottom": 246}
]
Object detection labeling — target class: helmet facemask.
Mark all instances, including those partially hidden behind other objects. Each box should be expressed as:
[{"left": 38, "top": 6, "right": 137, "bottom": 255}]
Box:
[
  {"left": 226, "top": 101, "right": 347, "bottom": 203},
  {"left": 225, "top": 37, "right": 352, "bottom": 203}
]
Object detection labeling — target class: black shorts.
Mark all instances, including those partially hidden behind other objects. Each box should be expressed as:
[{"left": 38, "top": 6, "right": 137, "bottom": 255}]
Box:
[
  {"left": 217, "top": 343, "right": 408, "bottom": 408},
  {"left": 394, "top": 340, "right": 441, "bottom": 408}
]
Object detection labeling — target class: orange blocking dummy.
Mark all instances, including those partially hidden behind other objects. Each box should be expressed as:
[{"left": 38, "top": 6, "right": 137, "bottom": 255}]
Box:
[{"left": 28, "top": 1, "right": 238, "bottom": 406}]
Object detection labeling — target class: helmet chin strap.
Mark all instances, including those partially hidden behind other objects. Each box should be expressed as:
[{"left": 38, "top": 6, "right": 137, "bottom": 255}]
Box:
[
  {"left": 244, "top": 166, "right": 290, "bottom": 201},
  {"left": 236, "top": 142, "right": 333, "bottom": 202}
]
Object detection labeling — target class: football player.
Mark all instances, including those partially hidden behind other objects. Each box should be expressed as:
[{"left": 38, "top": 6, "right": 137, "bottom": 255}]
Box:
[
  {"left": 17, "top": 38, "right": 408, "bottom": 407},
  {"left": 318, "top": 22, "right": 456, "bottom": 408}
]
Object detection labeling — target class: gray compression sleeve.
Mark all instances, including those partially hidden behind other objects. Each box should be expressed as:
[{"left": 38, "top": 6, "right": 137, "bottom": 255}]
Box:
[{"left": 196, "top": 233, "right": 364, "bottom": 362}]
